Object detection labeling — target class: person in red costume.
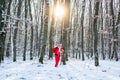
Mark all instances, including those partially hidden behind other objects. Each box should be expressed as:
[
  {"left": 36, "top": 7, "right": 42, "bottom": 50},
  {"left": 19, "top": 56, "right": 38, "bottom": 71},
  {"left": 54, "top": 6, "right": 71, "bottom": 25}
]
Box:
[{"left": 52, "top": 43, "right": 64, "bottom": 67}]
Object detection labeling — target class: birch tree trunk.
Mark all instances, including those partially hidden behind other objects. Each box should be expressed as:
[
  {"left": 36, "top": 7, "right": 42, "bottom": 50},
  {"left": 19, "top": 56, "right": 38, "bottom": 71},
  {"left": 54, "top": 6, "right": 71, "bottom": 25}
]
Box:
[
  {"left": 13, "top": 0, "right": 22, "bottom": 62},
  {"left": 28, "top": 0, "right": 33, "bottom": 60},
  {"left": 0, "top": 0, "right": 5, "bottom": 63},
  {"left": 39, "top": 0, "right": 49, "bottom": 64},
  {"left": 5, "top": 0, "right": 12, "bottom": 57},
  {"left": 99, "top": 0, "right": 105, "bottom": 60}
]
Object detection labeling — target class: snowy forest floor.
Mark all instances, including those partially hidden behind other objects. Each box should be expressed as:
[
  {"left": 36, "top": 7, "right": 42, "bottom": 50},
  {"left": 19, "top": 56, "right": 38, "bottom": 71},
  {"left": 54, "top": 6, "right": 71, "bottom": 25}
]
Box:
[{"left": 0, "top": 57, "right": 120, "bottom": 80}]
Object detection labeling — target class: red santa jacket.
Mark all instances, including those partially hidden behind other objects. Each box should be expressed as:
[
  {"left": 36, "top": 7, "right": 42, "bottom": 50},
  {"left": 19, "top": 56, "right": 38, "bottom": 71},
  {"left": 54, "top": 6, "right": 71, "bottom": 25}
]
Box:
[{"left": 52, "top": 47, "right": 64, "bottom": 56}]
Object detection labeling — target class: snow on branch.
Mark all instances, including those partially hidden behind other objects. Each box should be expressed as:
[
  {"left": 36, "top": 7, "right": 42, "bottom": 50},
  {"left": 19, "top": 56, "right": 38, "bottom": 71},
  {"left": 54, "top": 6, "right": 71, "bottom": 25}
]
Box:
[
  {"left": 98, "top": 29, "right": 108, "bottom": 34},
  {"left": 2, "top": 14, "right": 33, "bottom": 25}
]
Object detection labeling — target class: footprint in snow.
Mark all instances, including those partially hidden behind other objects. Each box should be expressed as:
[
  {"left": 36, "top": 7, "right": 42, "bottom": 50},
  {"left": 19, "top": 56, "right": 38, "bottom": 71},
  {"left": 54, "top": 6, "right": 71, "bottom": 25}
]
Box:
[
  {"left": 58, "top": 74, "right": 64, "bottom": 79},
  {"left": 20, "top": 77, "right": 26, "bottom": 80},
  {"left": 37, "top": 65, "right": 43, "bottom": 67},
  {"left": 102, "top": 70, "right": 107, "bottom": 72}
]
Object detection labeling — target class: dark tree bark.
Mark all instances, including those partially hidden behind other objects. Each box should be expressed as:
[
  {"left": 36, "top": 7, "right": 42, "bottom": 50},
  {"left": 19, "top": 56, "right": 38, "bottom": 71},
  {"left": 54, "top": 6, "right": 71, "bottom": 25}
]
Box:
[
  {"left": 48, "top": 26, "right": 54, "bottom": 59},
  {"left": 0, "top": 0, "right": 6, "bottom": 63},
  {"left": 28, "top": 0, "right": 33, "bottom": 60},
  {"left": 23, "top": 0, "right": 28, "bottom": 61},
  {"left": 110, "top": 0, "right": 118, "bottom": 61},
  {"left": 38, "top": 1, "right": 44, "bottom": 63},
  {"left": 81, "top": 0, "right": 85, "bottom": 61},
  {"left": 93, "top": 1, "right": 99, "bottom": 66}
]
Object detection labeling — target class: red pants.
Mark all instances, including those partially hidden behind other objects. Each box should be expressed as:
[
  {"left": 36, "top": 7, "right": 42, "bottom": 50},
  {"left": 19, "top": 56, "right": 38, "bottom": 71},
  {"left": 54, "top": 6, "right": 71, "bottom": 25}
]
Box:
[{"left": 55, "top": 55, "right": 60, "bottom": 67}]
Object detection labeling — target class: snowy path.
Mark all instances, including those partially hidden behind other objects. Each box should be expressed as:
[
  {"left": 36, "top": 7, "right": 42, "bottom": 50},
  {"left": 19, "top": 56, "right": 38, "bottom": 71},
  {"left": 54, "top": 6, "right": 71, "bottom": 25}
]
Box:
[{"left": 0, "top": 58, "right": 120, "bottom": 80}]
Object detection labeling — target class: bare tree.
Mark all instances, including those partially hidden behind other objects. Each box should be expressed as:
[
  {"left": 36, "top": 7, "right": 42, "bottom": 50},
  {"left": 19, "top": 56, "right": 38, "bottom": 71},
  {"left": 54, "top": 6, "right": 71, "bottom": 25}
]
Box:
[
  {"left": 93, "top": 0, "right": 99, "bottom": 66},
  {"left": 5, "top": 0, "right": 12, "bottom": 58},
  {"left": 0, "top": 0, "right": 6, "bottom": 63},
  {"left": 39, "top": 0, "right": 49, "bottom": 64},
  {"left": 13, "top": 0, "right": 23, "bottom": 62},
  {"left": 23, "top": 0, "right": 28, "bottom": 61},
  {"left": 28, "top": 0, "right": 33, "bottom": 60},
  {"left": 81, "top": 0, "right": 85, "bottom": 61},
  {"left": 110, "top": 0, "right": 118, "bottom": 61},
  {"left": 61, "top": 0, "right": 70, "bottom": 65}
]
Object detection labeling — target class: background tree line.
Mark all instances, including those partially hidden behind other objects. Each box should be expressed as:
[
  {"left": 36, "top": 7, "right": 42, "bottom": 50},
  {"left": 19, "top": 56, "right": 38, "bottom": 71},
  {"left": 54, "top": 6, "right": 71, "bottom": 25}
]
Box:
[{"left": 0, "top": 0, "right": 119, "bottom": 66}]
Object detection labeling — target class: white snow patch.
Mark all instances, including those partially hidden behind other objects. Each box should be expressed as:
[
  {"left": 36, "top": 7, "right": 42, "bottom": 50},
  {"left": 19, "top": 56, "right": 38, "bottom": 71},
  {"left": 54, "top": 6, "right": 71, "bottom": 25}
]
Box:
[{"left": 0, "top": 58, "right": 120, "bottom": 80}]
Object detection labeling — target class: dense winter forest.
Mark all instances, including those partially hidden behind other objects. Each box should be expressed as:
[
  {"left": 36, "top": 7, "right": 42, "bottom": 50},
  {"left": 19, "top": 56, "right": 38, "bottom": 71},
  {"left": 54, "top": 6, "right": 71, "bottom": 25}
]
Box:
[{"left": 0, "top": 0, "right": 120, "bottom": 66}]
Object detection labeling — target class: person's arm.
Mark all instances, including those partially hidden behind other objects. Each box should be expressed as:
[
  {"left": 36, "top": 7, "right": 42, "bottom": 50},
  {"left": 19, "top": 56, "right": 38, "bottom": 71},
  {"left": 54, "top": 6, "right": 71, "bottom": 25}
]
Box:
[{"left": 60, "top": 48, "right": 64, "bottom": 54}]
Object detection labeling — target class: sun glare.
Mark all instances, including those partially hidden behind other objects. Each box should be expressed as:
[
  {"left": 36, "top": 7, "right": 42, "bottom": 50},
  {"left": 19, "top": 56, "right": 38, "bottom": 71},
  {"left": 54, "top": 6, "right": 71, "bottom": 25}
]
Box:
[{"left": 54, "top": 5, "right": 65, "bottom": 18}]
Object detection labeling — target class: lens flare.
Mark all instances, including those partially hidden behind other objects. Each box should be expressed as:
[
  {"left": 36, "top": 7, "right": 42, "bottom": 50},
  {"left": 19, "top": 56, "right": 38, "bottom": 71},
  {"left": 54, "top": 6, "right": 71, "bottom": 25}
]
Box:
[{"left": 54, "top": 5, "right": 65, "bottom": 18}]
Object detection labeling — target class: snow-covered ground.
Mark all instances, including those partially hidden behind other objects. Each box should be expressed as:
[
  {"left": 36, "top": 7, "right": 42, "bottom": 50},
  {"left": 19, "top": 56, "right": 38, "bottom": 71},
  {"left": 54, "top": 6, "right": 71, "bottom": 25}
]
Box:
[{"left": 0, "top": 58, "right": 120, "bottom": 80}]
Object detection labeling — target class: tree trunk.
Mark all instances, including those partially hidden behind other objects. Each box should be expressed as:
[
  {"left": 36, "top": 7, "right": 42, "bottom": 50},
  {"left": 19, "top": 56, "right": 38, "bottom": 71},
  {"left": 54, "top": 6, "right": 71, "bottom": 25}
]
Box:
[
  {"left": 61, "top": 0, "right": 70, "bottom": 65},
  {"left": 100, "top": 1, "right": 105, "bottom": 60},
  {"left": 93, "top": 1, "right": 99, "bottom": 66},
  {"left": 13, "top": 0, "right": 22, "bottom": 62},
  {"left": 23, "top": 0, "right": 28, "bottom": 61},
  {"left": 5, "top": 0, "right": 12, "bottom": 58},
  {"left": 89, "top": 0, "right": 94, "bottom": 58},
  {"left": 28, "top": 0, "right": 33, "bottom": 60},
  {"left": 81, "top": 0, "right": 85, "bottom": 61},
  {"left": 48, "top": 26, "right": 54, "bottom": 59},
  {"left": 0, "top": 0, "right": 5, "bottom": 63},
  {"left": 110, "top": 0, "right": 118, "bottom": 61},
  {"left": 39, "top": 0, "right": 48, "bottom": 64},
  {"left": 115, "top": 1, "right": 120, "bottom": 61}
]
